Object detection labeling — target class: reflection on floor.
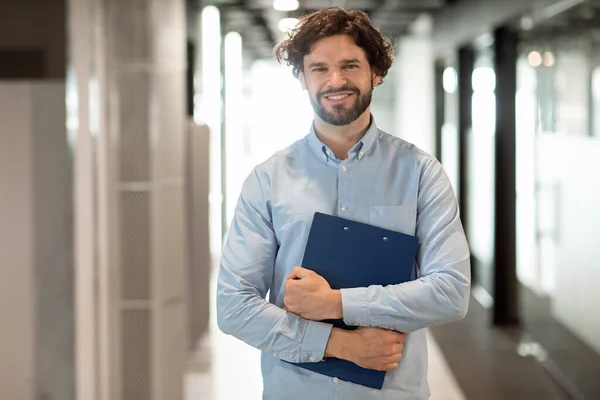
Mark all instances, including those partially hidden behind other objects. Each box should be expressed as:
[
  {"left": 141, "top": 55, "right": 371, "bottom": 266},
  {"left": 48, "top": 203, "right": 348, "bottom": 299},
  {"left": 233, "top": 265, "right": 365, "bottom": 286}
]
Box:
[{"left": 185, "top": 321, "right": 467, "bottom": 400}]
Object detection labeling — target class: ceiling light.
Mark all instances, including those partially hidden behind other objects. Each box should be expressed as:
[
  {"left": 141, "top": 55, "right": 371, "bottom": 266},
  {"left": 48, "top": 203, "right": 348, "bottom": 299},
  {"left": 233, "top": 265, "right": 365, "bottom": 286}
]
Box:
[
  {"left": 520, "top": 16, "right": 534, "bottom": 30},
  {"left": 273, "top": 0, "right": 299, "bottom": 12},
  {"left": 278, "top": 17, "right": 299, "bottom": 33},
  {"left": 442, "top": 67, "right": 458, "bottom": 94},
  {"left": 543, "top": 52, "right": 555, "bottom": 67},
  {"left": 528, "top": 51, "right": 542, "bottom": 67}
]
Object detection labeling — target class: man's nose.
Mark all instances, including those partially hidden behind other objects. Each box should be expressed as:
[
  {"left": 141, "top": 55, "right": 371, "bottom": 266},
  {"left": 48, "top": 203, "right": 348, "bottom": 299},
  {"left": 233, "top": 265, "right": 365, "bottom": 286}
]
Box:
[{"left": 329, "top": 70, "right": 347, "bottom": 87}]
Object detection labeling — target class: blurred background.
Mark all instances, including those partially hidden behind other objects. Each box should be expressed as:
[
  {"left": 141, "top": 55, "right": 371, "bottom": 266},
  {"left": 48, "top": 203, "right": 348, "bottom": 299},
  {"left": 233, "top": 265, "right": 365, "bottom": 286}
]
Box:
[{"left": 1, "top": 0, "right": 600, "bottom": 399}]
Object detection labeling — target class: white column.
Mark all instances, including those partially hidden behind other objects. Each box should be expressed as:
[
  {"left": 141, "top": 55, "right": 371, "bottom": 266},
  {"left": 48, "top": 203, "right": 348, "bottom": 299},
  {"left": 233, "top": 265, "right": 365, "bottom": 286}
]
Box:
[
  {"left": 395, "top": 15, "right": 436, "bottom": 155},
  {"left": 68, "top": 0, "right": 99, "bottom": 399},
  {"left": 69, "top": 0, "right": 189, "bottom": 398}
]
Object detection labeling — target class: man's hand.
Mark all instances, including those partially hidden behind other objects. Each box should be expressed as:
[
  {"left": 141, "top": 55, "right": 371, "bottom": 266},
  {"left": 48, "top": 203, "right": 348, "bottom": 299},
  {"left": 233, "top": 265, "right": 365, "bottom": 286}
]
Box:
[
  {"left": 325, "top": 327, "right": 406, "bottom": 371},
  {"left": 283, "top": 266, "right": 342, "bottom": 321}
]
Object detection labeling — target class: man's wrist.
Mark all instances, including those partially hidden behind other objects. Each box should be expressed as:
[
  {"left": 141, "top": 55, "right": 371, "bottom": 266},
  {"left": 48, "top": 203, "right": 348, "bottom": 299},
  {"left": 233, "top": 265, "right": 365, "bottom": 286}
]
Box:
[
  {"left": 324, "top": 327, "right": 351, "bottom": 359},
  {"left": 328, "top": 289, "right": 343, "bottom": 320}
]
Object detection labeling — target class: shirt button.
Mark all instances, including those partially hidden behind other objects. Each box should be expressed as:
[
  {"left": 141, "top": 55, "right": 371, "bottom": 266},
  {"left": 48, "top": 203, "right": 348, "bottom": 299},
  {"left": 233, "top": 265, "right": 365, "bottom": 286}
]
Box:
[
  {"left": 341, "top": 165, "right": 348, "bottom": 172},
  {"left": 309, "top": 355, "right": 316, "bottom": 362},
  {"left": 359, "top": 151, "right": 364, "bottom": 157},
  {"left": 340, "top": 205, "right": 347, "bottom": 211},
  {"left": 333, "top": 377, "right": 339, "bottom": 383}
]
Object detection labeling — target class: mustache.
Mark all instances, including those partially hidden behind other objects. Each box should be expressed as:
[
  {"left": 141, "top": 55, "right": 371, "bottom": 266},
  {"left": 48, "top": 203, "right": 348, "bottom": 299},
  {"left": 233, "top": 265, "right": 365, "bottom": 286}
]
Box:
[{"left": 318, "top": 86, "right": 360, "bottom": 99}]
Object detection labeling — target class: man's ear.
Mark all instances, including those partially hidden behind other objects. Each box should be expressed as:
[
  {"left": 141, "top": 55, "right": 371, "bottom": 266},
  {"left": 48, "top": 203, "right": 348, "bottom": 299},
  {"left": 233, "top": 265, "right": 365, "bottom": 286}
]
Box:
[
  {"left": 372, "top": 72, "right": 382, "bottom": 87},
  {"left": 299, "top": 72, "right": 307, "bottom": 90}
]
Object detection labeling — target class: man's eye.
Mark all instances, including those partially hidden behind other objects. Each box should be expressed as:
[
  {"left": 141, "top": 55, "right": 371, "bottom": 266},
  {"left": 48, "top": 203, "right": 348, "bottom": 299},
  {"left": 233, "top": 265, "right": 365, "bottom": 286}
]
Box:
[
  {"left": 313, "top": 68, "right": 327, "bottom": 72},
  {"left": 344, "top": 65, "right": 358, "bottom": 69}
]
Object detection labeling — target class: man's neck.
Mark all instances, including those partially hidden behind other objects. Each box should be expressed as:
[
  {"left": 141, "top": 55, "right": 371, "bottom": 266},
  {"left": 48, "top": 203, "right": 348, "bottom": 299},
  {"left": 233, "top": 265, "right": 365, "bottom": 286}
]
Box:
[{"left": 314, "top": 111, "right": 372, "bottom": 160}]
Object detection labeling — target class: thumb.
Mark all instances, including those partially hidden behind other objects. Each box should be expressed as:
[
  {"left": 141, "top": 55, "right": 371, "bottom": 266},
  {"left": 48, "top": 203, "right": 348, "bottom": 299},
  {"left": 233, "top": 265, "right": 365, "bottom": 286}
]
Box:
[{"left": 287, "top": 266, "right": 313, "bottom": 280}]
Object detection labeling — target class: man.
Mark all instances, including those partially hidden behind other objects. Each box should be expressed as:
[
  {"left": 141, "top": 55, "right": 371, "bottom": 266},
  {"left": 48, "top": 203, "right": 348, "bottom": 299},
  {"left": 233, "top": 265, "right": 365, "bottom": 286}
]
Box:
[{"left": 217, "top": 7, "right": 470, "bottom": 400}]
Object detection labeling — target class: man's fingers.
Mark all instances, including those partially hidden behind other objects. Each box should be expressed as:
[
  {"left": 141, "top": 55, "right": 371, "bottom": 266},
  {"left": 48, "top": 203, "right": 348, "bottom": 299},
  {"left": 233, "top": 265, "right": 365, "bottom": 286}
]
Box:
[
  {"left": 382, "top": 362, "right": 399, "bottom": 371},
  {"left": 390, "top": 343, "right": 403, "bottom": 355},
  {"left": 378, "top": 348, "right": 402, "bottom": 363},
  {"left": 287, "top": 266, "right": 312, "bottom": 280},
  {"left": 386, "top": 331, "right": 406, "bottom": 343}
]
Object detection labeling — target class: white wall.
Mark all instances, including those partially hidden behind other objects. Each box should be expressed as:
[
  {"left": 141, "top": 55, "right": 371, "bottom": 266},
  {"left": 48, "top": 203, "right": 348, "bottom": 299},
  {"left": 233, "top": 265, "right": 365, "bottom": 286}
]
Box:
[
  {"left": 538, "top": 135, "right": 600, "bottom": 354},
  {"left": 394, "top": 17, "right": 436, "bottom": 155},
  {"left": 0, "top": 82, "right": 72, "bottom": 400},
  {"left": 0, "top": 84, "right": 36, "bottom": 400}
]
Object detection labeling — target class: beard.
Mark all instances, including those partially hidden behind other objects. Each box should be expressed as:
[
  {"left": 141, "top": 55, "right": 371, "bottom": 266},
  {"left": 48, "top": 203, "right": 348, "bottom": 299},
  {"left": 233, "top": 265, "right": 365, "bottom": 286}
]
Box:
[{"left": 309, "top": 83, "right": 373, "bottom": 126}]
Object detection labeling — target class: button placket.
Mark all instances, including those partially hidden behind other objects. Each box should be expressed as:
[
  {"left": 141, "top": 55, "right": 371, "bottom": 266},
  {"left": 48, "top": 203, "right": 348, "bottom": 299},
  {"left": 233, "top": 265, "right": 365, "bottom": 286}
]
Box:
[{"left": 338, "top": 159, "right": 351, "bottom": 214}]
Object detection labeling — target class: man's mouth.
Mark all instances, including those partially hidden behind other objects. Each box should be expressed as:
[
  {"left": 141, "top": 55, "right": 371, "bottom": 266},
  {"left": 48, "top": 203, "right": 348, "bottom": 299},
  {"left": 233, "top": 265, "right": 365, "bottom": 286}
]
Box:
[
  {"left": 322, "top": 92, "right": 355, "bottom": 101},
  {"left": 325, "top": 93, "right": 351, "bottom": 100}
]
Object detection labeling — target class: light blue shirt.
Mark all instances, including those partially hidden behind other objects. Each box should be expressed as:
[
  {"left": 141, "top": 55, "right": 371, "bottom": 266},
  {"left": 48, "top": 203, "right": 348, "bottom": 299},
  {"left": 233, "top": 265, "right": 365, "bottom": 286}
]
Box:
[{"left": 217, "top": 118, "right": 471, "bottom": 400}]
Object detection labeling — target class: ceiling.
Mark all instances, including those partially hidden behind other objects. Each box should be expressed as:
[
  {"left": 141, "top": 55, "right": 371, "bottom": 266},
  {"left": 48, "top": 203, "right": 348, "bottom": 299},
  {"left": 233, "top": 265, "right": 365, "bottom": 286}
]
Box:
[
  {"left": 517, "top": 0, "right": 600, "bottom": 44},
  {"left": 199, "top": 0, "right": 451, "bottom": 62}
]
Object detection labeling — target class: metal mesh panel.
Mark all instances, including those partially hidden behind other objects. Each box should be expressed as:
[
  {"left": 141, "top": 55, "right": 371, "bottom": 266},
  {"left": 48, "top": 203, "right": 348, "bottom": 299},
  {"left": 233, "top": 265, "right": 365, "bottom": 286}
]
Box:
[
  {"left": 157, "top": 189, "right": 185, "bottom": 301},
  {"left": 120, "top": 192, "right": 150, "bottom": 300},
  {"left": 122, "top": 310, "right": 151, "bottom": 400},
  {"left": 158, "top": 301, "right": 185, "bottom": 400},
  {"left": 118, "top": 71, "right": 151, "bottom": 182},
  {"left": 110, "top": 0, "right": 151, "bottom": 62},
  {"left": 155, "top": 71, "right": 185, "bottom": 180},
  {"left": 152, "top": 1, "right": 185, "bottom": 64}
]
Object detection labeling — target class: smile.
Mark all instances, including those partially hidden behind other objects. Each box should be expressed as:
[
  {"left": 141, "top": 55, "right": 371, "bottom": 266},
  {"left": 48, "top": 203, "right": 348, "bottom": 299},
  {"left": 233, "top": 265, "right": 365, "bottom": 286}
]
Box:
[{"left": 324, "top": 93, "right": 353, "bottom": 100}]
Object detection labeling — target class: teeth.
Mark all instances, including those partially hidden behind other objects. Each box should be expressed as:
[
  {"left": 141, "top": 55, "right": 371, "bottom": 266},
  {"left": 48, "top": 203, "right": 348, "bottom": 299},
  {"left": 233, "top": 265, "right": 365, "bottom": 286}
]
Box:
[{"left": 327, "top": 94, "right": 350, "bottom": 100}]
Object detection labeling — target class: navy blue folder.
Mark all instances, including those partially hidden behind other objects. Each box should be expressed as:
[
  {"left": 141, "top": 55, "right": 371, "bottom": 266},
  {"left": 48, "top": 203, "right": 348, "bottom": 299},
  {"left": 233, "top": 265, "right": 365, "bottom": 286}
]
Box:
[{"left": 289, "top": 212, "right": 419, "bottom": 390}]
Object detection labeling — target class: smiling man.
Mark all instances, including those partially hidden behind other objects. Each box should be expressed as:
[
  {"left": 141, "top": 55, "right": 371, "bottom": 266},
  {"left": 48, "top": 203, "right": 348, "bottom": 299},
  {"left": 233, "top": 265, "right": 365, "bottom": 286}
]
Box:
[{"left": 216, "top": 8, "right": 471, "bottom": 400}]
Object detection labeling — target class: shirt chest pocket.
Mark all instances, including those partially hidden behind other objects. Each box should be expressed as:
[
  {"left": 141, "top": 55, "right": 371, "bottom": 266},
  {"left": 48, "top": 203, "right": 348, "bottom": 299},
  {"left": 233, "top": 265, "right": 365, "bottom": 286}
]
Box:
[{"left": 369, "top": 205, "right": 417, "bottom": 236}]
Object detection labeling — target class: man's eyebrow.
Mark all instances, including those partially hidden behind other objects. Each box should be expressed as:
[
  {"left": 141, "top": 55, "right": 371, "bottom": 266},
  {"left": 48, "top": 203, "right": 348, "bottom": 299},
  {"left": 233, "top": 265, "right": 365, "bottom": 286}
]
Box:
[
  {"left": 308, "top": 61, "right": 327, "bottom": 69},
  {"left": 307, "top": 59, "right": 361, "bottom": 69},
  {"left": 340, "top": 58, "right": 361, "bottom": 64}
]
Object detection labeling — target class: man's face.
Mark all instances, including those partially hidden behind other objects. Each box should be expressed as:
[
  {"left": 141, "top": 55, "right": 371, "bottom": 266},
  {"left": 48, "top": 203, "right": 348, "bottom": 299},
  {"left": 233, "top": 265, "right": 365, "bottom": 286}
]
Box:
[{"left": 299, "top": 35, "right": 382, "bottom": 126}]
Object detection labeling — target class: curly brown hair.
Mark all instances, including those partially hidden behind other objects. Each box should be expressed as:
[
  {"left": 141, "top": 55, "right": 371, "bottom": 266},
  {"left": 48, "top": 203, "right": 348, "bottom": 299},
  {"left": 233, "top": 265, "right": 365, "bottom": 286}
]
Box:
[{"left": 274, "top": 8, "right": 395, "bottom": 82}]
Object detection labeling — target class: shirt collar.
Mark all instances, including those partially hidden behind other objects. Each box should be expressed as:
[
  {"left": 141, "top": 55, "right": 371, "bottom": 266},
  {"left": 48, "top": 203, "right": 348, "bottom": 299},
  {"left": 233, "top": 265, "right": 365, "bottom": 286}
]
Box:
[{"left": 306, "top": 115, "right": 379, "bottom": 162}]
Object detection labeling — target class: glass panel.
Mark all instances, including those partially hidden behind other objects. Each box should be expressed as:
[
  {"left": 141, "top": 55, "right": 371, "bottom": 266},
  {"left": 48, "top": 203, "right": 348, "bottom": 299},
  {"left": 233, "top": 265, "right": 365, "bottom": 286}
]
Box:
[
  {"left": 592, "top": 65, "right": 600, "bottom": 137},
  {"left": 517, "top": 1, "right": 600, "bottom": 371},
  {"left": 466, "top": 49, "right": 496, "bottom": 298},
  {"left": 441, "top": 65, "right": 460, "bottom": 198}
]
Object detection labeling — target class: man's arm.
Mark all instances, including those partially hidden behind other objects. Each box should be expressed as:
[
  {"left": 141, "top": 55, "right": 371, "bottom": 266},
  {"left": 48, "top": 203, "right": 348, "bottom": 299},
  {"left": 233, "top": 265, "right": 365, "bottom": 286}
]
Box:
[
  {"left": 340, "top": 158, "right": 471, "bottom": 333},
  {"left": 325, "top": 327, "right": 406, "bottom": 372},
  {"left": 217, "top": 168, "right": 333, "bottom": 363}
]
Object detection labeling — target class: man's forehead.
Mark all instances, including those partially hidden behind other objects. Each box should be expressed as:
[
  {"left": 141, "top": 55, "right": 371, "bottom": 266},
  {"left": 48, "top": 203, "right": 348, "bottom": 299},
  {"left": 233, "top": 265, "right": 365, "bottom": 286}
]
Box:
[{"left": 304, "top": 37, "right": 367, "bottom": 65}]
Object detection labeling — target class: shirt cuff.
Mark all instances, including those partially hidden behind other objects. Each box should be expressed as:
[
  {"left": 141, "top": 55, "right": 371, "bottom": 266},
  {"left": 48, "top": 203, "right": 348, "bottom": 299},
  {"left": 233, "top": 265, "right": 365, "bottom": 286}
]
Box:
[
  {"left": 341, "top": 287, "right": 371, "bottom": 327},
  {"left": 299, "top": 320, "right": 333, "bottom": 362}
]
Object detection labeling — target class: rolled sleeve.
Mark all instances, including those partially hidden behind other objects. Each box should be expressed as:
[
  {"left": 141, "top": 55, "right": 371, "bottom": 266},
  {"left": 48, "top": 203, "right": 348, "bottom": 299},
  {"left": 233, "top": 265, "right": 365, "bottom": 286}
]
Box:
[
  {"left": 340, "top": 287, "right": 371, "bottom": 327},
  {"left": 298, "top": 321, "right": 334, "bottom": 362}
]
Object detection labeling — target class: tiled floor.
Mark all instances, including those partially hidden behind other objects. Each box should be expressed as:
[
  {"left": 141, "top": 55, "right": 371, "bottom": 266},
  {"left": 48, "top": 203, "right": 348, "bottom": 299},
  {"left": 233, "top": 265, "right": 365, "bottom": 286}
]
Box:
[
  {"left": 429, "top": 296, "right": 574, "bottom": 400},
  {"left": 185, "top": 268, "right": 467, "bottom": 400}
]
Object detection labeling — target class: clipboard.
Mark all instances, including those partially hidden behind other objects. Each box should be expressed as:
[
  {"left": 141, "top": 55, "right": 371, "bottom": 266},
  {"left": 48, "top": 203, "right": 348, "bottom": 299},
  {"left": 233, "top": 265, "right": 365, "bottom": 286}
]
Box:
[{"left": 288, "top": 212, "right": 419, "bottom": 390}]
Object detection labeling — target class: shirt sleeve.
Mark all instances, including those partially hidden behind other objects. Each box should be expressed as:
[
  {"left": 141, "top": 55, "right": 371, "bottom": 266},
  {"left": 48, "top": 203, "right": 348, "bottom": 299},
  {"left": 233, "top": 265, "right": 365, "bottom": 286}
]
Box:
[
  {"left": 217, "top": 168, "right": 333, "bottom": 363},
  {"left": 340, "top": 158, "right": 471, "bottom": 333}
]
